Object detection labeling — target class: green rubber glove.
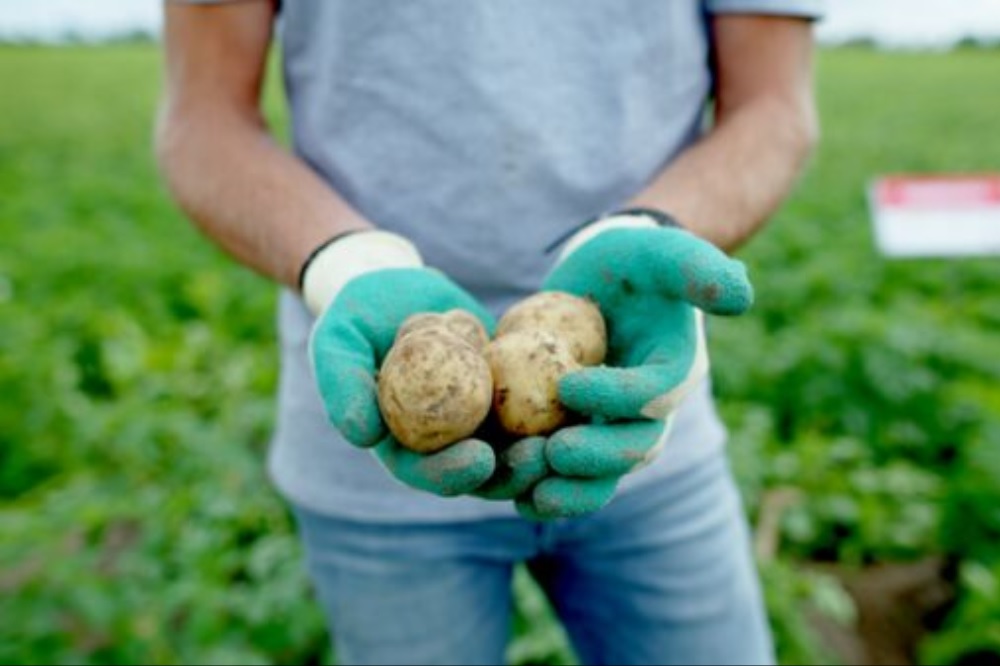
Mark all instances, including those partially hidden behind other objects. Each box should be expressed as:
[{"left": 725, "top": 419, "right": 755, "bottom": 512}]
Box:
[
  {"left": 517, "top": 209, "right": 755, "bottom": 519},
  {"left": 472, "top": 436, "right": 549, "bottom": 500},
  {"left": 470, "top": 414, "right": 550, "bottom": 501},
  {"left": 304, "top": 230, "right": 518, "bottom": 497}
]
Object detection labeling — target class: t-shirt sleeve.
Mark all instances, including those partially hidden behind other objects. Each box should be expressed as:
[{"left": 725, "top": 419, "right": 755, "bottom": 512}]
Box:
[{"left": 705, "top": 0, "right": 824, "bottom": 20}]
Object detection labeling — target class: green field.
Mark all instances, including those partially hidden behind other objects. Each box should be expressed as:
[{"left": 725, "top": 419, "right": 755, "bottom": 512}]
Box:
[{"left": 1, "top": 44, "right": 999, "bottom": 665}]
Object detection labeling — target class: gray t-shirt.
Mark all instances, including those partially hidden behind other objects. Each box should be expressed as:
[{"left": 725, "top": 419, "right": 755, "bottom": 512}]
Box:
[{"left": 179, "top": 0, "right": 822, "bottom": 521}]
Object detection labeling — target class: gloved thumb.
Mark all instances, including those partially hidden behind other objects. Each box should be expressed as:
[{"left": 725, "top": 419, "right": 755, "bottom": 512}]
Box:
[{"left": 309, "top": 319, "right": 386, "bottom": 448}]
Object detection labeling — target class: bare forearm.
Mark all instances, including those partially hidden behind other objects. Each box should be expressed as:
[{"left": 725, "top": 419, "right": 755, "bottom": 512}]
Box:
[
  {"left": 155, "top": 109, "right": 371, "bottom": 289},
  {"left": 631, "top": 96, "right": 817, "bottom": 253}
]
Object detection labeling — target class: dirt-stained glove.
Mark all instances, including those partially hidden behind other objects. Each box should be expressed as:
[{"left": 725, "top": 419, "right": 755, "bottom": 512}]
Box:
[
  {"left": 472, "top": 435, "right": 549, "bottom": 501},
  {"left": 516, "top": 209, "right": 755, "bottom": 519},
  {"left": 304, "top": 230, "right": 502, "bottom": 497}
]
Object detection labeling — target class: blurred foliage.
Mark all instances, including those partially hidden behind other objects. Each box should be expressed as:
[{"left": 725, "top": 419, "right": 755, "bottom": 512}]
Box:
[
  {"left": 920, "top": 561, "right": 1000, "bottom": 665},
  {"left": 713, "top": 46, "right": 1000, "bottom": 664},
  {"left": 1, "top": 45, "right": 999, "bottom": 664}
]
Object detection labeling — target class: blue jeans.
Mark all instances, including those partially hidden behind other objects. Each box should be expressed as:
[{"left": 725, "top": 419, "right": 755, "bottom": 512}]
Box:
[{"left": 292, "top": 453, "right": 773, "bottom": 666}]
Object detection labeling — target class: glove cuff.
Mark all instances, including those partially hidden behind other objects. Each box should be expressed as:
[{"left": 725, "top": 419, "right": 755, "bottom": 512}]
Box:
[
  {"left": 300, "top": 230, "right": 424, "bottom": 316},
  {"left": 555, "top": 208, "right": 684, "bottom": 265}
]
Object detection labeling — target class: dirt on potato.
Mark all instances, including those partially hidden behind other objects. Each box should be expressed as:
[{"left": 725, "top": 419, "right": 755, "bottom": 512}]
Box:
[{"left": 377, "top": 328, "right": 492, "bottom": 453}]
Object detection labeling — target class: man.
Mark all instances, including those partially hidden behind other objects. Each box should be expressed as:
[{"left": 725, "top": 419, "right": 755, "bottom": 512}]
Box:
[{"left": 156, "top": 1, "right": 820, "bottom": 664}]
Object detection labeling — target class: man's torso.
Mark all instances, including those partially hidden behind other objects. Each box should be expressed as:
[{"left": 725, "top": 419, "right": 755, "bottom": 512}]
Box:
[{"left": 271, "top": 0, "right": 727, "bottom": 520}]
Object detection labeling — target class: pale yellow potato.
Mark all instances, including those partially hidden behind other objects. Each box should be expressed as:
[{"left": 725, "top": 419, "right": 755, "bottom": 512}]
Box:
[
  {"left": 485, "top": 330, "right": 581, "bottom": 437},
  {"left": 496, "top": 291, "right": 607, "bottom": 365},
  {"left": 438, "top": 310, "right": 491, "bottom": 352},
  {"left": 377, "top": 328, "right": 493, "bottom": 453},
  {"left": 395, "top": 312, "right": 442, "bottom": 342},
  {"left": 396, "top": 309, "right": 490, "bottom": 351}
]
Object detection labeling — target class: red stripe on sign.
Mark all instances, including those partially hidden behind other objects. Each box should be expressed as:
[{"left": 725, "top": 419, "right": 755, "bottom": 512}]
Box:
[{"left": 876, "top": 175, "right": 1000, "bottom": 209}]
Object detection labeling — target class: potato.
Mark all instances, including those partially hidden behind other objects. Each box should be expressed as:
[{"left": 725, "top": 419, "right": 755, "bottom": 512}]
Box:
[
  {"left": 377, "top": 328, "right": 493, "bottom": 453},
  {"left": 485, "top": 329, "right": 581, "bottom": 437},
  {"left": 496, "top": 291, "right": 606, "bottom": 365},
  {"left": 396, "top": 309, "right": 490, "bottom": 351}
]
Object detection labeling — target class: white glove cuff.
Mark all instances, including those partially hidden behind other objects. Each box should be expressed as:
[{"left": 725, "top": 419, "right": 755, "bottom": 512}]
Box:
[
  {"left": 301, "top": 230, "right": 424, "bottom": 316},
  {"left": 556, "top": 214, "right": 661, "bottom": 265}
]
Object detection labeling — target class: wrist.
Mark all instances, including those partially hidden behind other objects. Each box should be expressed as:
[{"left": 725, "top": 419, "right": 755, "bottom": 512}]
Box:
[
  {"left": 300, "top": 230, "right": 424, "bottom": 316},
  {"left": 556, "top": 207, "right": 684, "bottom": 264},
  {"left": 612, "top": 207, "right": 685, "bottom": 230}
]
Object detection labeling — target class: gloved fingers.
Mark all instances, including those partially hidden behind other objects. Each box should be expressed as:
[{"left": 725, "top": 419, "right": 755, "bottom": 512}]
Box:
[
  {"left": 546, "top": 227, "right": 753, "bottom": 316},
  {"left": 373, "top": 436, "right": 497, "bottom": 497},
  {"left": 516, "top": 476, "right": 620, "bottom": 521},
  {"left": 558, "top": 341, "right": 703, "bottom": 420},
  {"left": 473, "top": 437, "right": 549, "bottom": 500},
  {"left": 646, "top": 229, "right": 754, "bottom": 315},
  {"left": 546, "top": 421, "right": 667, "bottom": 478},
  {"left": 309, "top": 321, "right": 386, "bottom": 449}
]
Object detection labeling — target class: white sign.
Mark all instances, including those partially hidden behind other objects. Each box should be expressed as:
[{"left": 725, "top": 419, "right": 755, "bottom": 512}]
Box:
[{"left": 868, "top": 174, "right": 1000, "bottom": 258}]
